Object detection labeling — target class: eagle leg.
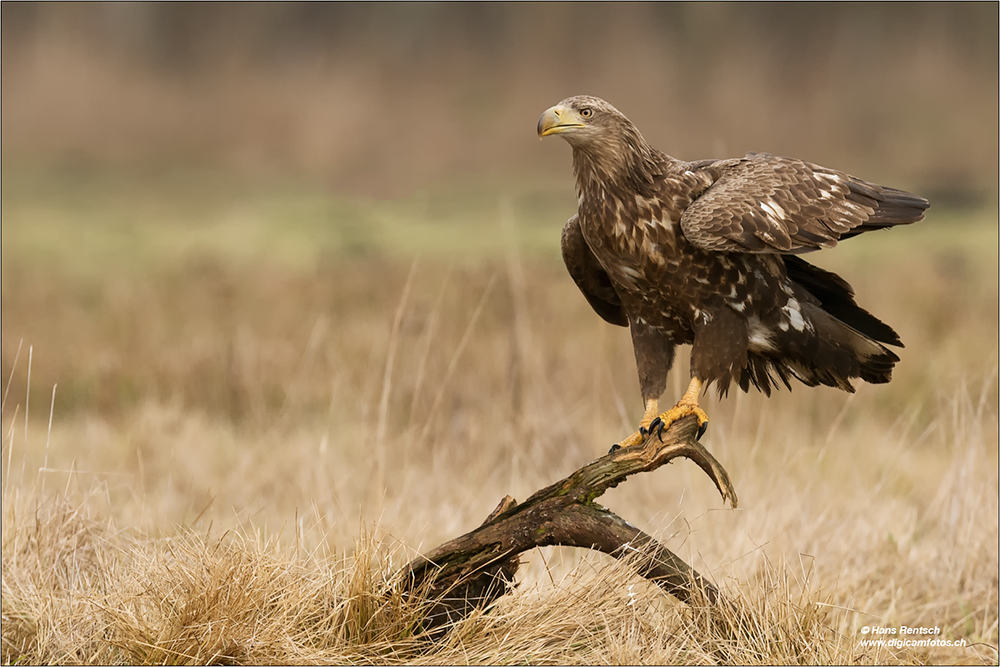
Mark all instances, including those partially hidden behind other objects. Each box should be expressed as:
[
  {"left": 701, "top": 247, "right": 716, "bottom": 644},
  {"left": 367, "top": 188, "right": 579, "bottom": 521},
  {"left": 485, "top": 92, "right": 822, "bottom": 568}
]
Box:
[{"left": 652, "top": 377, "right": 709, "bottom": 441}]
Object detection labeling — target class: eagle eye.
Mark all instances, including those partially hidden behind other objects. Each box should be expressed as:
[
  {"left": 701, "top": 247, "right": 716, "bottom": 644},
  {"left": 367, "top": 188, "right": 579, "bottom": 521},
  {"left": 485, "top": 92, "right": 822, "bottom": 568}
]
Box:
[{"left": 580, "top": 108, "right": 594, "bottom": 118}]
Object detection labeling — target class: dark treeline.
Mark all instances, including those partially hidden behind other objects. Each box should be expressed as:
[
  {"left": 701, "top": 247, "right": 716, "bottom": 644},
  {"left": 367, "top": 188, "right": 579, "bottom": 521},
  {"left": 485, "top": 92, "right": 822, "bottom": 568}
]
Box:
[
  {"left": 2, "top": 3, "right": 996, "bottom": 199},
  {"left": 4, "top": 4, "right": 995, "bottom": 76}
]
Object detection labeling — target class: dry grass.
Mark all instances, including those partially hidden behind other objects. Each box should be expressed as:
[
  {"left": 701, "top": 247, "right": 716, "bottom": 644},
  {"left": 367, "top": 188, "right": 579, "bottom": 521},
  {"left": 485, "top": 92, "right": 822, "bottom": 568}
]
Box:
[{"left": 1, "top": 176, "right": 998, "bottom": 664}]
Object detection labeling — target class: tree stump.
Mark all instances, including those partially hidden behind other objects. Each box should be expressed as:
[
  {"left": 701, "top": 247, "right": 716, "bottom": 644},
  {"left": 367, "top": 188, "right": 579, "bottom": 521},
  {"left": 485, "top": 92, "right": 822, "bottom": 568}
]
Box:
[{"left": 397, "top": 415, "right": 738, "bottom": 634}]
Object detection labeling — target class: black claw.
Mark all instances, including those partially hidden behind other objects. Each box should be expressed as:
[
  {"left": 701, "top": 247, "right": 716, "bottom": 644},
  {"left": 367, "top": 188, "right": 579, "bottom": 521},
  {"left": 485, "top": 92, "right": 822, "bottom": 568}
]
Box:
[
  {"left": 645, "top": 417, "right": 664, "bottom": 442},
  {"left": 697, "top": 421, "right": 709, "bottom": 440},
  {"left": 608, "top": 443, "right": 621, "bottom": 454}
]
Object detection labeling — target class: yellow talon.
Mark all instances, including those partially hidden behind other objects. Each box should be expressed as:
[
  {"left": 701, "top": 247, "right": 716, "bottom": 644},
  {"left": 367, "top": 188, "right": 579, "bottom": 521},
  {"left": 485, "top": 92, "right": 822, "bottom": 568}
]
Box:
[
  {"left": 613, "top": 378, "right": 709, "bottom": 451},
  {"left": 654, "top": 402, "right": 709, "bottom": 439},
  {"left": 654, "top": 377, "right": 709, "bottom": 439}
]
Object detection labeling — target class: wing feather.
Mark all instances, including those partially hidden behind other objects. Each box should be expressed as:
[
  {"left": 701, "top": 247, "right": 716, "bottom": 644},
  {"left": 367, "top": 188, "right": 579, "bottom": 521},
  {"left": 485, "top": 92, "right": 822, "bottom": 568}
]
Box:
[
  {"left": 561, "top": 215, "right": 628, "bottom": 327},
  {"left": 680, "top": 154, "right": 929, "bottom": 254}
]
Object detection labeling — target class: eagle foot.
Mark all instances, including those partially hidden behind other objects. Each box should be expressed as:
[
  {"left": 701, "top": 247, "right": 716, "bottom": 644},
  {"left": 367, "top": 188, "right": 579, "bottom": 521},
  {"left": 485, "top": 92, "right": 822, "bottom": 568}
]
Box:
[
  {"left": 647, "top": 416, "right": 710, "bottom": 442},
  {"left": 650, "top": 404, "right": 709, "bottom": 442},
  {"left": 608, "top": 443, "right": 622, "bottom": 455}
]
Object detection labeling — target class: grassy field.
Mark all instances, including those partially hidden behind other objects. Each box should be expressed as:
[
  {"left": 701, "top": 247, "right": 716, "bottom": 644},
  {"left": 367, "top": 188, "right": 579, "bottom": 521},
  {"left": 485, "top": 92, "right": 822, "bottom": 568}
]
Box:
[{"left": 2, "top": 169, "right": 998, "bottom": 664}]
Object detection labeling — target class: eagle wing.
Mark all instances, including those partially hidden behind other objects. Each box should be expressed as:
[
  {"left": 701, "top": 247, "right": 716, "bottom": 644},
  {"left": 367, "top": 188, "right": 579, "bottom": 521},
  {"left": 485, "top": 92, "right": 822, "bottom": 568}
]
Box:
[
  {"left": 679, "top": 153, "right": 929, "bottom": 254},
  {"left": 561, "top": 214, "right": 628, "bottom": 327}
]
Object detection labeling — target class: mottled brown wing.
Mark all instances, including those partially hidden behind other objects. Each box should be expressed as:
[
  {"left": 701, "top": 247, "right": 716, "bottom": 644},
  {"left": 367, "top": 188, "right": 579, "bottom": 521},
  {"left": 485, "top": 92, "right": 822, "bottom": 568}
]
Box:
[
  {"left": 679, "top": 153, "right": 929, "bottom": 254},
  {"left": 561, "top": 214, "right": 628, "bottom": 327}
]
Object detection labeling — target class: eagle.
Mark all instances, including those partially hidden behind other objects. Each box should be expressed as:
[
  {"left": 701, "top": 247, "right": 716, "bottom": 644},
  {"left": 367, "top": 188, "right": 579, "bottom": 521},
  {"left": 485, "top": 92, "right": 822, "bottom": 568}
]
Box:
[{"left": 538, "top": 95, "right": 928, "bottom": 449}]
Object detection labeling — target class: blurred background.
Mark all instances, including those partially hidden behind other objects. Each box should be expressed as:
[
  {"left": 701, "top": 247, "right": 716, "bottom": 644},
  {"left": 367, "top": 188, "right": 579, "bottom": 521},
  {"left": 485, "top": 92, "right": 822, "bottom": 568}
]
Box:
[
  {"left": 2, "top": 2, "right": 997, "bottom": 198},
  {"left": 1, "top": 2, "right": 997, "bottom": 540}
]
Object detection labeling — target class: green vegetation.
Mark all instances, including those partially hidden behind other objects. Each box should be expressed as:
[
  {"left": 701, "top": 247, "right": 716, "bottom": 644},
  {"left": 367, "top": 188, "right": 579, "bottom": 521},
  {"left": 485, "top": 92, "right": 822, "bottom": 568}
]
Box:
[
  {"left": 3, "top": 164, "right": 996, "bottom": 273},
  {"left": 1, "top": 166, "right": 575, "bottom": 275}
]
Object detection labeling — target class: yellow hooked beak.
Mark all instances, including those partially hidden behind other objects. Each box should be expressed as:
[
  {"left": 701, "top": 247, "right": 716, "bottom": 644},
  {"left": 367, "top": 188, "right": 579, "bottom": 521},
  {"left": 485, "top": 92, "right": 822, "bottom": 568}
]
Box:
[{"left": 537, "top": 105, "right": 586, "bottom": 138}]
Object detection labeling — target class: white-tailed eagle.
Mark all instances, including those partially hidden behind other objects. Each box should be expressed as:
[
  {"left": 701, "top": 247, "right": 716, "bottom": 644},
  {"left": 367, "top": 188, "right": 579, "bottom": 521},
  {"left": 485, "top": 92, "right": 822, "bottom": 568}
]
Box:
[{"left": 538, "top": 95, "right": 928, "bottom": 448}]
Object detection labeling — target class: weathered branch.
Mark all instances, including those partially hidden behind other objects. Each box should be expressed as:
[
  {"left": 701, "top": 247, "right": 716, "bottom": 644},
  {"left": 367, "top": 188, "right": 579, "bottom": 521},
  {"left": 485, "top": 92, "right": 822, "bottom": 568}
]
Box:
[{"left": 397, "top": 415, "right": 737, "bottom": 633}]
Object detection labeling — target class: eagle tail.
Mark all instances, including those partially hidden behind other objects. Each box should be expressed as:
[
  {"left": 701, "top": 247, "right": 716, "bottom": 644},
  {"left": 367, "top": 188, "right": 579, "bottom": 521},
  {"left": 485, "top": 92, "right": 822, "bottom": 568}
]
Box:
[
  {"left": 737, "top": 257, "right": 903, "bottom": 396},
  {"left": 740, "top": 307, "right": 900, "bottom": 396},
  {"left": 792, "top": 302, "right": 900, "bottom": 389},
  {"left": 784, "top": 256, "right": 901, "bottom": 345}
]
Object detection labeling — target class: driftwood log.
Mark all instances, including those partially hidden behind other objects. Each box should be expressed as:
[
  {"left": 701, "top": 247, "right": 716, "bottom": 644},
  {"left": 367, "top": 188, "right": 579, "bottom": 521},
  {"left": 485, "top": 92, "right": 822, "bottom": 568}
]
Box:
[{"left": 397, "top": 415, "right": 738, "bottom": 634}]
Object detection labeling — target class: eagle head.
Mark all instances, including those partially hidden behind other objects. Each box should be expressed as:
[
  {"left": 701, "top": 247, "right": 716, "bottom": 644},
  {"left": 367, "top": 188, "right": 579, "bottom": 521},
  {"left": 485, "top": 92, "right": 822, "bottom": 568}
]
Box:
[
  {"left": 537, "top": 95, "right": 633, "bottom": 149},
  {"left": 538, "top": 95, "right": 656, "bottom": 189}
]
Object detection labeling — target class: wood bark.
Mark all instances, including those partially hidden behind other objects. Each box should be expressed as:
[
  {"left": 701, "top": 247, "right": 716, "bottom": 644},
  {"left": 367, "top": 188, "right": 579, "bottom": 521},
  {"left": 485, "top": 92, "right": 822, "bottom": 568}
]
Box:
[{"left": 396, "top": 415, "right": 738, "bottom": 634}]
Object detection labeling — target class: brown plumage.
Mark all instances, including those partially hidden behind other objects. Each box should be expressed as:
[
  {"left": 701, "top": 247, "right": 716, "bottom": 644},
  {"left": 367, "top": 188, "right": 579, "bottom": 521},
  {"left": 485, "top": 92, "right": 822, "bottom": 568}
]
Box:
[{"left": 538, "top": 95, "right": 928, "bottom": 446}]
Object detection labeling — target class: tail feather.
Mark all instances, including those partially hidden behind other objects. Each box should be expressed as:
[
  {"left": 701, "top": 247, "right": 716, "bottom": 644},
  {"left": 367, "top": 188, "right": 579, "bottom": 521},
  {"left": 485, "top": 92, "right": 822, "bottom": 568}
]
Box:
[
  {"left": 735, "top": 257, "right": 902, "bottom": 396},
  {"left": 785, "top": 256, "right": 902, "bottom": 346},
  {"left": 804, "top": 302, "right": 900, "bottom": 385},
  {"left": 744, "top": 303, "right": 899, "bottom": 395}
]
